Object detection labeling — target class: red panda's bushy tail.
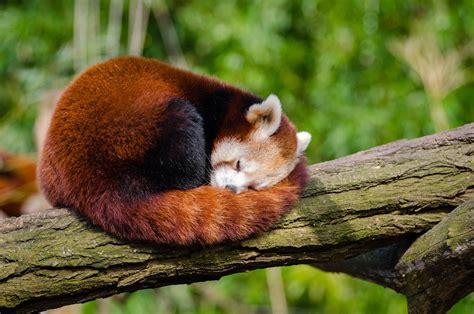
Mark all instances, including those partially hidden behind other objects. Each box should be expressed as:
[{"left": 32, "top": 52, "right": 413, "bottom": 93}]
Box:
[{"left": 85, "top": 159, "right": 309, "bottom": 245}]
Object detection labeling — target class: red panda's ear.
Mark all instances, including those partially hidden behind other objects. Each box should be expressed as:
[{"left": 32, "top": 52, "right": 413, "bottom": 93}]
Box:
[
  {"left": 296, "top": 131, "right": 311, "bottom": 156},
  {"left": 246, "top": 94, "right": 282, "bottom": 140}
]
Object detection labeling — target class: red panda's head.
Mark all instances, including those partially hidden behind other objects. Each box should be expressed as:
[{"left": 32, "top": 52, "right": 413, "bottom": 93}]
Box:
[{"left": 210, "top": 94, "right": 311, "bottom": 193}]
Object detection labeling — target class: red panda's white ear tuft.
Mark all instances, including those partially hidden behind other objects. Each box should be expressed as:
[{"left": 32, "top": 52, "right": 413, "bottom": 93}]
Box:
[
  {"left": 246, "top": 94, "right": 282, "bottom": 141},
  {"left": 296, "top": 131, "right": 311, "bottom": 156}
]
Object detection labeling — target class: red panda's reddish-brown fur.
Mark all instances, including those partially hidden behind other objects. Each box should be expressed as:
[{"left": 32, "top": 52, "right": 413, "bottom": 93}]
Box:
[{"left": 38, "top": 56, "right": 308, "bottom": 245}]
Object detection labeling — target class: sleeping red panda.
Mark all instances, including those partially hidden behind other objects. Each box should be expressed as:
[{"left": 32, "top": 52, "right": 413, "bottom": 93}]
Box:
[{"left": 38, "top": 56, "right": 311, "bottom": 245}]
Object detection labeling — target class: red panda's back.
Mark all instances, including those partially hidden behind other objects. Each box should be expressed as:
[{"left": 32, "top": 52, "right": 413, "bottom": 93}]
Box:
[{"left": 38, "top": 57, "right": 194, "bottom": 208}]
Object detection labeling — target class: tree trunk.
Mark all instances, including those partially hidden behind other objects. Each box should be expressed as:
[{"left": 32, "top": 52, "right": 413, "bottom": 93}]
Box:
[{"left": 1, "top": 123, "right": 473, "bottom": 313}]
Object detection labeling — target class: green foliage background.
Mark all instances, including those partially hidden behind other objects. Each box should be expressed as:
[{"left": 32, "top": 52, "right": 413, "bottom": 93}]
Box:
[{"left": 0, "top": 0, "right": 472, "bottom": 313}]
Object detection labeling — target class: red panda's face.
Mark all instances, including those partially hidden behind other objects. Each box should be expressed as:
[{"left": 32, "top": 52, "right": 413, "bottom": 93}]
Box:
[{"left": 210, "top": 95, "right": 311, "bottom": 193}]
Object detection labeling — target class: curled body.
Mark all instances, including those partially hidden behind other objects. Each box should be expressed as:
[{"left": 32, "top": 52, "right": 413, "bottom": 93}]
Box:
[{"left": 38, "top": 56, "right": 311, "bottom": 245}]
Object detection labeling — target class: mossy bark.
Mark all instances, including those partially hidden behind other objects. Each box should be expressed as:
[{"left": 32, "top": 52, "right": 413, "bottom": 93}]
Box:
[
  {"left": 313, "top": 200, "right": 474, "bottom": 314},
  {"left": 401, "top": 200, "right": 473, "bottom": 313},
  {"left": 1, "top": 123, "right": 473, "bottom": 313}
]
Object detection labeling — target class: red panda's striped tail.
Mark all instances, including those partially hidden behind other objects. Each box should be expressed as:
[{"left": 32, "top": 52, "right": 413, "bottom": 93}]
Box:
[{"left": 85, "top": 159, "right": 309, "bottom": 245}]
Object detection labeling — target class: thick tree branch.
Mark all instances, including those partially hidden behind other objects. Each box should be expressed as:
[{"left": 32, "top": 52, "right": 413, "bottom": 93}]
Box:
[
  {"left": 401, "top": 199, "right": 473, "bottom": 313},
  {"left": 313, "top": 200, "right": 474, "bottom": 314},
  {"left": 0, "top": 123, "right": 473, "bottom": 313}
]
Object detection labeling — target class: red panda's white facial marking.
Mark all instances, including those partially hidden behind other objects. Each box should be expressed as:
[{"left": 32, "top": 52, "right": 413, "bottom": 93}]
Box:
[
  {"left": 210, "top": 138, "right": 249, "bottom": 194},
  {"left": 210, "top": 95, "right": 312, "bottom": 193}
]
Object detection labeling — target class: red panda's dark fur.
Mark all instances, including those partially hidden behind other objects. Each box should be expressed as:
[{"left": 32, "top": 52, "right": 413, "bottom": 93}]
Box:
[{"left": 38, "top": 56, "right": 308, "bottom": 245}]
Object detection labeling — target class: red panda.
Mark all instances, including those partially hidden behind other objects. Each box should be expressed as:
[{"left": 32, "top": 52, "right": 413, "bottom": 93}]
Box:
[{"left": 38, "top": 56, "right": 311, "bottom": 245}]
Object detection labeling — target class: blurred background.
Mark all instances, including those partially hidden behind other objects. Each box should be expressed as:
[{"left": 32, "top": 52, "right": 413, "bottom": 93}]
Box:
[{"left": 0, "top": 0, "right": 473, "bottom": 313}]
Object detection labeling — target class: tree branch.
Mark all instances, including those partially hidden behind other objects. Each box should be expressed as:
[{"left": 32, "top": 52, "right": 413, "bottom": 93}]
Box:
[
  {"left": 402, "top": 199, "right": 473, "bottom": 313},
  {"left": 1, "top": 123, "right": 473, "bottom": 313},
  {"left": 313, "top": 199, "right": 474, "bottom": 314}
]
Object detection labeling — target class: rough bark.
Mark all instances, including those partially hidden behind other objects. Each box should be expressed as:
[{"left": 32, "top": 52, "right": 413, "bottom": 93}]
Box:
[
  {"left": 402, "top": 199, "right": 474, "bottom": 313},
  {"left": 0, "top": 123, "right": 473, "bottom": 313},
  {"left": 313, "top": 199, "right": 474, "bottom": 314}
]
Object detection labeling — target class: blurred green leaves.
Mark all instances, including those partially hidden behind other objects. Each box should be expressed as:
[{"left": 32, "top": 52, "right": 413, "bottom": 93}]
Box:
[
  {"left": 168, "top": 0, "right": 473, "bottom": 162},
  {"left": 0, "top": 0, "right": 73, "bottom": 153}
]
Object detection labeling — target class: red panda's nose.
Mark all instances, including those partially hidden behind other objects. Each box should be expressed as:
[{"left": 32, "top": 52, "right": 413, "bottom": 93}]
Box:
[{"left": 226, "top": 184, "right": 239, "bottom": 193}]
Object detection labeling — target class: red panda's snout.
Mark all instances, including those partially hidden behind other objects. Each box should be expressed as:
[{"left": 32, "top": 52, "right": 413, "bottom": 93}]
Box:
[{"left": 210, "top": 95, "right": 311, "bottom": 193}]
